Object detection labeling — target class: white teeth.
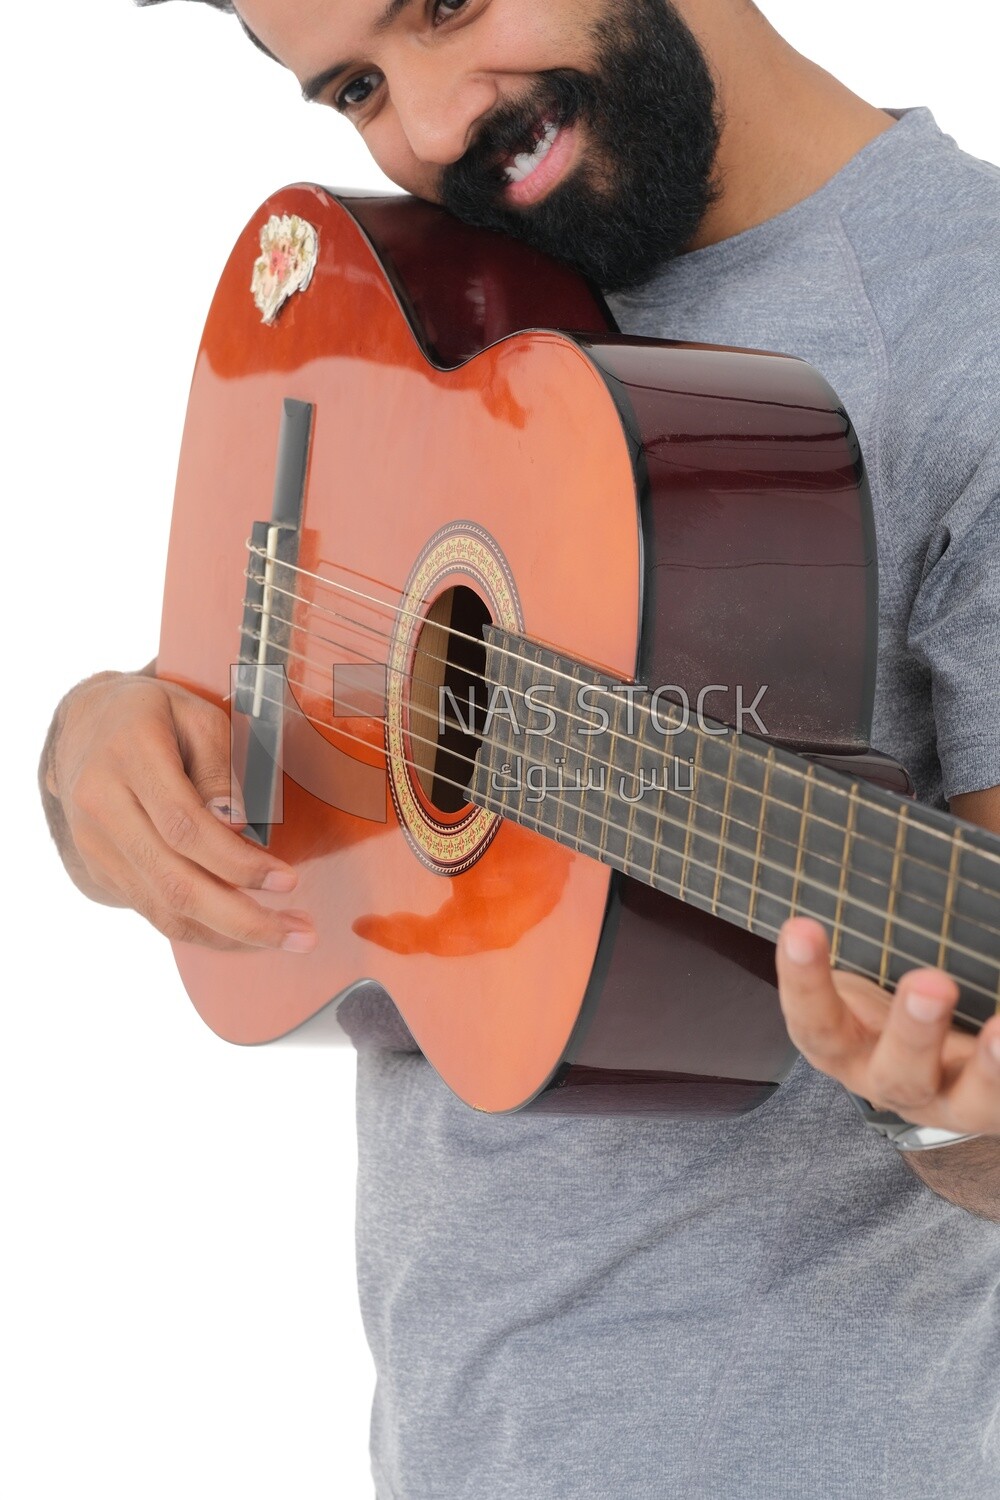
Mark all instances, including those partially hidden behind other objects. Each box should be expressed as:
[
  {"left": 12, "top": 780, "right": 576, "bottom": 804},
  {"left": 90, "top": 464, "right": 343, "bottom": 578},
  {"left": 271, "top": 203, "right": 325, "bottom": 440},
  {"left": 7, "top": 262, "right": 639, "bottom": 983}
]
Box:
[{"left": 504, "top": 121, "right": 559, "bottom": 185}]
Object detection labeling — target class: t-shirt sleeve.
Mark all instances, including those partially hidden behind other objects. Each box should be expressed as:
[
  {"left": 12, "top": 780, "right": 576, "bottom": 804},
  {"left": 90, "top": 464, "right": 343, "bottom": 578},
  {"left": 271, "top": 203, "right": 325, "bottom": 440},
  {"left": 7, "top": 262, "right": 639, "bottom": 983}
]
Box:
[{"left": 906, "top": 433, "right": 1000, "bottom": 801}]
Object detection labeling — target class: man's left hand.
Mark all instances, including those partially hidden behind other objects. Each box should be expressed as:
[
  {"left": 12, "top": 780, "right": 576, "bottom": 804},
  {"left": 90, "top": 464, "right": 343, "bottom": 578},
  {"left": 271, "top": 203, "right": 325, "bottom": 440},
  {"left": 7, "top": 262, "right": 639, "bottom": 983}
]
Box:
[{"left": 776, "top": 917, "right": 1000, "bottom": 1134}]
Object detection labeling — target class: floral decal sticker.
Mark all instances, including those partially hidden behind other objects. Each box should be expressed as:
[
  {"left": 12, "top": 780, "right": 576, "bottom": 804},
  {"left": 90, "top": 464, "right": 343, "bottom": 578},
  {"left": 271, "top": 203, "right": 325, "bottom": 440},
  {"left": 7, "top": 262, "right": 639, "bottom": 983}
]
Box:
[{"left": 251, "top": 214, "right": 319, "bottom": 325}]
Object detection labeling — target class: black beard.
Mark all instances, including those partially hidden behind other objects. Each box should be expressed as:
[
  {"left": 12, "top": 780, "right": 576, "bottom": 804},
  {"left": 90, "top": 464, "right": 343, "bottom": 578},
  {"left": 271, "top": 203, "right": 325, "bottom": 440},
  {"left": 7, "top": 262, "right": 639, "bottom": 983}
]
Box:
[{"left": 440, "top": 0, "right": 721, "bottom": 294}]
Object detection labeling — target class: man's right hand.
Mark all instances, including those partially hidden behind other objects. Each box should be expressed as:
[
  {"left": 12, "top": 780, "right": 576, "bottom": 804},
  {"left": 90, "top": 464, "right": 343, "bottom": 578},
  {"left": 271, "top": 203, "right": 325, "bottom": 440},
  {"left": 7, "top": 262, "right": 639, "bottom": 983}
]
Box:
[{"left": 40, "top": 668, "right": 317, "bottom": 954}]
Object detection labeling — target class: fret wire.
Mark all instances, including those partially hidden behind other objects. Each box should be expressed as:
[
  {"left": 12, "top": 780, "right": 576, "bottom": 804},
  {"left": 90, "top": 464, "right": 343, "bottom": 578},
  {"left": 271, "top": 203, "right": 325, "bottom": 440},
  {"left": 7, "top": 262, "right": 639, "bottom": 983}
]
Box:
[
  {"left": 880, "top": 805, "right": 909, "bottom": 986},
  {"left": 937, "top": 830, "right": 964, "bottom": 970},
  {"left": 678, "top": 734, "right": 702, "bottom": 902},
  {"left": 748, "top": 752, "right": 773, "bottom": 933},
  {"left": 789, "top": 764, "right": 815, "bottom": 920},
  {"left": 571, "top": 686, "right": 590, "bottom": 861},
  {"left": 551, "top": 672, "right": 567, "bottom": 845},
  {"left": 711, "top": 736, "right": 738, "bottom": 916},
  {"left": 510, "top": 648, "right": 524, "bottom": 823},
  {"left": 830, "top": 786, "right": 859, "bottom": 967},
  {"left": 623, "top": 715, "right": 643, "bottom": 875},
  {"left": 599, "top": 711, "right": 619, "bottom": 862}
]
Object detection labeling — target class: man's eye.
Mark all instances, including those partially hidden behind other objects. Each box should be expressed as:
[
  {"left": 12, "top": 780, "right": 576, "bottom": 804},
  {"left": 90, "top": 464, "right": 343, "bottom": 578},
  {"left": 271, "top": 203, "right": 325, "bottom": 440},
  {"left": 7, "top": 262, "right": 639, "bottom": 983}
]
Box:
[
  {"left": 432, "top": 0, "right": 470, "bottom": 20},
  {"left": 336, "top": 72, "right": 381, "bottom": 112}
]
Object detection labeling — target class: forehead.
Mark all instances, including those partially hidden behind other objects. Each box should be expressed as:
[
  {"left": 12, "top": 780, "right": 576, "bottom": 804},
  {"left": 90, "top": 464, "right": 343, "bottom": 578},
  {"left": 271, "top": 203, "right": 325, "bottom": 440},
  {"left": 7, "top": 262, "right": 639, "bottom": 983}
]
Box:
[{"left": 235, "top": 0, "right": 398, "bottom": 75}]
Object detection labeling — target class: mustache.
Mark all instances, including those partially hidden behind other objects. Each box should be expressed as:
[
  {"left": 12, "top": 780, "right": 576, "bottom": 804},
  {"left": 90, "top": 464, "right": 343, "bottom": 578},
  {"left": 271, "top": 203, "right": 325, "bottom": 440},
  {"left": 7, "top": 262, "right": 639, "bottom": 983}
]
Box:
[{"left": 443, "top": 71, "right": 595, "bottom": 201}]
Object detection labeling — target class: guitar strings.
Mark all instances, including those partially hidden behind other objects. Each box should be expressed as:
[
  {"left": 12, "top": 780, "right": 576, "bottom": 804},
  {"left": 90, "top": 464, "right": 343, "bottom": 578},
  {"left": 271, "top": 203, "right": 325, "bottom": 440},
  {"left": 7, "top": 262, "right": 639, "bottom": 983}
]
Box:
[
  {"left": 240, "top": 557, "right": 1000, "bottom": 898},
  {"left": 238, "top": 670, "right": 1000, "bottom": 1010},
  {"left": 241, "top": 599, "right": 1000, "bottom": 930},
  {"left": 239, "top": 621, "right": 1000, "bottom": 947},
  {"left": 287, "top": 676, "right": 1000, "bottom": 974},
  {"left": 245, "top": 541, "right": 1000, "bottom": 868},
  {"left": 239, "top": 673, "right": 994, "bottom": 1021},
  {"left": 244, "top": 562, "right": 906, "bottom": 858},
  {"left": 240, "top": 578, "right": 1000, "bottom": 911}
]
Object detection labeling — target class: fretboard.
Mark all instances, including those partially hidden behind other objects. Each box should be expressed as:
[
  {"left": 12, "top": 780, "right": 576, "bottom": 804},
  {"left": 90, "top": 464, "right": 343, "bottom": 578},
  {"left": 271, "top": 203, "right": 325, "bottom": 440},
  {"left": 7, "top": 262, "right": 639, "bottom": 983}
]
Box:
[{"left": 468, "top": 627, "right": 1000, "bottom": 1030}]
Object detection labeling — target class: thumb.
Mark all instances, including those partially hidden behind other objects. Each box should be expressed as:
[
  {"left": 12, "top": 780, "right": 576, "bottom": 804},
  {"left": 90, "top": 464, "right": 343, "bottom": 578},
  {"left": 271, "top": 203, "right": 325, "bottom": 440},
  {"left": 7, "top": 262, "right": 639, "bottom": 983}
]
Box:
[{"left": 167, "top": 688, "right": 248, "bottom": 828}]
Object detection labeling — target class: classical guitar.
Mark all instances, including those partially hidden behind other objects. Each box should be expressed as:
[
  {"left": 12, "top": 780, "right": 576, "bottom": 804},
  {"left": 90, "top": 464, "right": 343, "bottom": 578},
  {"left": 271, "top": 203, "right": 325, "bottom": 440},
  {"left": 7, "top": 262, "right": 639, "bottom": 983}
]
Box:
[{"left": 157, "top": 185, "right": 1000, "bottom": 1117}]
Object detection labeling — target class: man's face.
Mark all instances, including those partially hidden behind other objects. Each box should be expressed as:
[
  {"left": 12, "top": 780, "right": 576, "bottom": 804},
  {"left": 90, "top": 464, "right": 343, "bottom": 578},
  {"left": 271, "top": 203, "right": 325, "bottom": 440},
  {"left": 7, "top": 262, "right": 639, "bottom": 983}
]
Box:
[{"left": 236, "top": 0, "right": 721, "bottom": 292}]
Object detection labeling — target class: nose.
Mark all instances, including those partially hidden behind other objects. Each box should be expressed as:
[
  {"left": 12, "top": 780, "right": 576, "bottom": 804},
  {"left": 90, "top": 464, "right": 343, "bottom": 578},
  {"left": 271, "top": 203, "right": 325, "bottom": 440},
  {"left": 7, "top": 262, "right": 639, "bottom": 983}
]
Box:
[{"left": 391, "top": 55, "right": 499, "bottom": 166}]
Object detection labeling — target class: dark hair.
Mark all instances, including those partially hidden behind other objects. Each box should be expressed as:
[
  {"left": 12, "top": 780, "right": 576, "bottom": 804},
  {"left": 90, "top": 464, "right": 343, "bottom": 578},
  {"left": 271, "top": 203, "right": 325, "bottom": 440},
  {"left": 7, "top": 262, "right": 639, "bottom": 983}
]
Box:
[
  {"left": 135, "top": 0, "right": 234, "bottom": 10},
  {"left": 134, "top": 0, "right": 278, "bottom": 62}
]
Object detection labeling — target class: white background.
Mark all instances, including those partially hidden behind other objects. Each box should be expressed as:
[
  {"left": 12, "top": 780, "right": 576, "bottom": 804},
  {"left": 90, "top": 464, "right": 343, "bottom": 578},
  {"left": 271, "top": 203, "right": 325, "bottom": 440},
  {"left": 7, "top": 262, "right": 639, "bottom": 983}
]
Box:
[{"left": 5, "top": 3, "right": 999, "bottom": 1496}]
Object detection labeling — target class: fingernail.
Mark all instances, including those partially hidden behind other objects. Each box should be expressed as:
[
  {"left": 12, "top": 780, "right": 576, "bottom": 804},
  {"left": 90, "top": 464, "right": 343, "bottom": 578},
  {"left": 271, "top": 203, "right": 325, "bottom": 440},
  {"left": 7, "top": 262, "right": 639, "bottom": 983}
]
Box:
[
  {"left": 282, "top": 929, "right": 317, "bottom": 954},
  {"left": 262, "top": 869, "right": 297, "bottom": 892},
  {"left": 905, "top": 990, "right": 951, "bottom": 1023},
  {"left": 207, "top": 796, "right": 245, "bottom": 824},
  {"left": 782, "top": 931, "right": 815, "bottom": 965},
  {"left": 986, "top": 1033, "right": 1000, "bottom": 1066}
]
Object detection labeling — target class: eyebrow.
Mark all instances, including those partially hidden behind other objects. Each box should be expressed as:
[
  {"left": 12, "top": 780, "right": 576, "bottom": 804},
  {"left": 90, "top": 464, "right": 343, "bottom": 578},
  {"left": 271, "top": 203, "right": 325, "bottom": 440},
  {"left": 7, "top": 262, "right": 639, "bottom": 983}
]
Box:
[{"left": 301, "top": 0, "right": 415, "bottom": 103}]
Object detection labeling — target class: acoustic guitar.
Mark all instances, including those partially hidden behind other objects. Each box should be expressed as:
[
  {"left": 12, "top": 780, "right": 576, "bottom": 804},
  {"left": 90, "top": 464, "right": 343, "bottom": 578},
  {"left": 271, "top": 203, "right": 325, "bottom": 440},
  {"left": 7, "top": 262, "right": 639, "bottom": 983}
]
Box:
[{"left": 157, "top": 185, "right": 1000, "bottom": 1117}]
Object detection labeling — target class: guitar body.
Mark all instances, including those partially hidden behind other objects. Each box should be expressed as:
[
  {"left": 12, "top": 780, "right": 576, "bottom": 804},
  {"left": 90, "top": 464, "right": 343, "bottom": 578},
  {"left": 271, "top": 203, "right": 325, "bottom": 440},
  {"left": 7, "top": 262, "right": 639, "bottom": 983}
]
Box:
[{"left": 158, "top": 185, "right": 890, "bottom": 1116}]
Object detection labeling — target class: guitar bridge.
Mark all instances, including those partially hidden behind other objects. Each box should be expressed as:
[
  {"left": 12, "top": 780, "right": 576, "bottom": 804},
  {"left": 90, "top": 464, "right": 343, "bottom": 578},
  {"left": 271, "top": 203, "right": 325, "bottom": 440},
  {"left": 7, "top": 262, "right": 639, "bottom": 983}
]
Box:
[{"left": 234, "top": 397, "right": 314, "bottom": 845}]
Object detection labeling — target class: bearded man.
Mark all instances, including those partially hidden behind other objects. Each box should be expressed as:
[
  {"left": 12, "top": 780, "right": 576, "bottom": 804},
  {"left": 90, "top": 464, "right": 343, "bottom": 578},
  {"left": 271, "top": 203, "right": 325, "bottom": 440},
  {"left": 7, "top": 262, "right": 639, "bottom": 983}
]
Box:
[{"left": 41, "top": 3, "right": 1000, "bottom": 1495}]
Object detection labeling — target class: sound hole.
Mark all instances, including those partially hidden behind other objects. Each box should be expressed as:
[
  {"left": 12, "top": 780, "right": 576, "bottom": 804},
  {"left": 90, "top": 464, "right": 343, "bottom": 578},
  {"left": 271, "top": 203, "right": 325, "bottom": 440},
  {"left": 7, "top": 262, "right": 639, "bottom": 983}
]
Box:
[{"left": 410, "top": 585, "right": 491, "bottom": 814}]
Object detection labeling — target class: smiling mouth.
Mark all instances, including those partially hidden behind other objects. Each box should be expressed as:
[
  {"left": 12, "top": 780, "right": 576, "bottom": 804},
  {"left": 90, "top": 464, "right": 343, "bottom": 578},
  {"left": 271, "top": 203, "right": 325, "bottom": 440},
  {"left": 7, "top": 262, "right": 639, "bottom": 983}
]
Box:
[
  {"left": 503, "top": 120, "right": 559, "bottom": 185},
  {"left": 500, "top": 117, "right": 579, "bottom": 208}
]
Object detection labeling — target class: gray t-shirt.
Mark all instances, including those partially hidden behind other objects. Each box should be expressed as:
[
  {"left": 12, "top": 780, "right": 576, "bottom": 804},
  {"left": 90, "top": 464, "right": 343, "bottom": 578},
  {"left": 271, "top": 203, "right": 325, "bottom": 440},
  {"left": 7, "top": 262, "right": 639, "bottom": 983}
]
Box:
[{"left": 347, "top": 109, "right": 1000, "bottom": 1499}]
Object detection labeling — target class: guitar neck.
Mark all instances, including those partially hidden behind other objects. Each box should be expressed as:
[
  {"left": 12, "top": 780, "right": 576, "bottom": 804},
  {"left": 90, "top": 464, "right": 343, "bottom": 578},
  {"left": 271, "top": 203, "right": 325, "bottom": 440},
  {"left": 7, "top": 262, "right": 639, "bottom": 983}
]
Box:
[{"left": 468, "top": 627, "right": 1000, "bottom": 1031}]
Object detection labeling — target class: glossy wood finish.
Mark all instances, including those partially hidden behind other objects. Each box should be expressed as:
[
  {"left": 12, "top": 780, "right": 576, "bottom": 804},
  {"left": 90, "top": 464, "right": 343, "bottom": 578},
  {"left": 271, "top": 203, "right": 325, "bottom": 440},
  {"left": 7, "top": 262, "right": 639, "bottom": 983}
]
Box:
[
  {"left": 158, "top": 186, "right": 639, "bottom": 1113},
  {"left": 344, "top": 193, "right": 611, "bottom": 366},
  {"left": 158, "top": 187, "right": 886, "bottom": 1115}
]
